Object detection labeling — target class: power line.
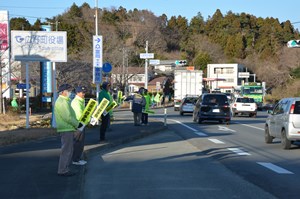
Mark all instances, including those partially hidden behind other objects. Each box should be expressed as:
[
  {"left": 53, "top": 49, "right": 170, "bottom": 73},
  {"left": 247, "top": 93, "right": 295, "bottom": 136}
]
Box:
[
  {"left": 0, "top": 6, "right": 65, "bottom": 10},
  {"left": 9, "top": 14, "right": 48, "bottom": 20}
]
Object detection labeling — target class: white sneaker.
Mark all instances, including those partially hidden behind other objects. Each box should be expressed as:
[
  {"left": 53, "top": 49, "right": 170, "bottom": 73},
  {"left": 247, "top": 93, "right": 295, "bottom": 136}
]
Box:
[{"left": 72, "top": 160, "right": 87, "bottom": 166}]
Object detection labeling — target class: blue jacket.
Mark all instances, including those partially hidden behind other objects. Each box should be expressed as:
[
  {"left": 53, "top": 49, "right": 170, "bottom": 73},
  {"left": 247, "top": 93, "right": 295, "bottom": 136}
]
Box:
[{"left": 131, "top": 93, "right": 146, "bottom": 113}]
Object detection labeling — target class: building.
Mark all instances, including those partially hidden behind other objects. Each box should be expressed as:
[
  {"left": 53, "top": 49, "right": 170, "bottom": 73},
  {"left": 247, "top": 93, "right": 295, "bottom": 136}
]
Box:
[{"left": 206, "top": 63, "right": 245, "bottom": 93}]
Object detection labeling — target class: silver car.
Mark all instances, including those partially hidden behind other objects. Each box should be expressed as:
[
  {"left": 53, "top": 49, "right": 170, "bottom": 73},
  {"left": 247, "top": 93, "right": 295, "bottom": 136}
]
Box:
[
  {"left": 265, "top": 97, "right": 300, "bottom": 149},
  {"left": 179, "top": 97, "right": 198, "bottom": 116}
]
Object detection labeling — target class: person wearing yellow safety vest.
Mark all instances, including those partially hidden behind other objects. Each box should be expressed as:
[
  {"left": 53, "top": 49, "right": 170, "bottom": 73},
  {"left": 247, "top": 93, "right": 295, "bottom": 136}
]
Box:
[
  {"left": 98, "top": 82, "right": 112, "bottom": 142},
  {"left": 71, "top": 86, "right": 88, "bottom": 166},
  {"left": 141, "top": 89, "right": 151, "bottom": 125},
  {"left": 131, "top": 87, "right": 146, "bottom": 126},
  {"left": 54, "top": 84, "right": 80, "bottom": 177}
]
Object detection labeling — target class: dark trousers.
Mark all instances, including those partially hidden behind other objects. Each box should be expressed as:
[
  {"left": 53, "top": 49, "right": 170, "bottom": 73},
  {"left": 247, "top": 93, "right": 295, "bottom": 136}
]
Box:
[
  {"left": 72, "top": 129, "right": 85, "bottom": 162},
  {"left": 58, "top": 132, "right": 73, "bottom": 174},
  {"left": 141, "top": 113, "right": 148, "bottom": 124},
  {"left": 100, "top": 114, "right": 110, "bottom": 141}
]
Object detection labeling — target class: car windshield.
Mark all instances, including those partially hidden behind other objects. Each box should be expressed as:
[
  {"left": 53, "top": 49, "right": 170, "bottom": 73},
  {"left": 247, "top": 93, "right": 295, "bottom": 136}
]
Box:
[
  {"left": 184, "top": 98, "right": 197, "bottom": 104},
  {"left": 203, "top": 95, "right": 228, "bottom": 105},
  {"left": 236, "top": 98, "right": 254, "bottom": 103}
]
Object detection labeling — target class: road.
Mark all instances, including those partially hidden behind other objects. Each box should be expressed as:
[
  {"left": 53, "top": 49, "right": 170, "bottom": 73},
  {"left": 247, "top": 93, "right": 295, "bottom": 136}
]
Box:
[{"left": 85, "top": 108, "right": 300, "bottom": 198}]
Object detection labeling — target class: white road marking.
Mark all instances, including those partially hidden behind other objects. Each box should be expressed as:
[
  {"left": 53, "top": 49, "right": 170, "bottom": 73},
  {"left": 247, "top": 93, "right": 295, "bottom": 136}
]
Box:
[
  {"left": 218, "top": 125, "right": 236, "bottom": 132},
  {"left": 168, "top": 119, "right": 208, "bottom": 136},
  {"left": 257, "top": 162, "right": 293, "bottom": 174},
  {"left": 234, "top": 122, "right": 264, "bottom": 131},
  {"left": 208, "top": 139, "right": 225, "bottom": 144},
  {"left": 228, "top": 148, "right": 251, "bottom": 156}
]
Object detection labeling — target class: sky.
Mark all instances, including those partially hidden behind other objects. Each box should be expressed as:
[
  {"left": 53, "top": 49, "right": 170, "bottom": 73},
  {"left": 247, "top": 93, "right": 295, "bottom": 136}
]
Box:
[{"left": 1, "top": 0, "right": 300, "bottom": 30}]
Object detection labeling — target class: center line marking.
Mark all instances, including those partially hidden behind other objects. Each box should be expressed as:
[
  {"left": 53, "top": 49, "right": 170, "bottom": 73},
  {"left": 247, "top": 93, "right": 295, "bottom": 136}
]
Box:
[
  {"left": 168, "top": 119, "right": 208, "bottom": 136},
  {"left": 257, "top": 162, "right": 293, "bottom": 174}
]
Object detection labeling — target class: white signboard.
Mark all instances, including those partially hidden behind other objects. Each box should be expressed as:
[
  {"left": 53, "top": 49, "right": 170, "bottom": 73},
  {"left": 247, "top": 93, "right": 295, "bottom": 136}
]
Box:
[
  {"left": 238, "top": 72, "right": 250, "bottom": 78},
  {"left": 11, "top": 31, "right": 67, "bottom": 62},
  {"left": 140, "top": 53, "right": 154, "bottom": 59},
  {"left": 149, "top": 59, "right": 160, "bottom": 65},
  {"left": 93, "top": 35, "right": 103, "bottom": 83}
]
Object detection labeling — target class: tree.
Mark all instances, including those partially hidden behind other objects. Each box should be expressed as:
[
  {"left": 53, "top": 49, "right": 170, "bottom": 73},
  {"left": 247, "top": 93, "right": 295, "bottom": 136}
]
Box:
[
  {"left": 10, "top": 18, "right": 31, "bottom": 30},
  {"left": 193, "top": 52, "right": 212, "bottom": 71},
  {"left": 189, "top": 12, "right": 205, "bottom": 35}
]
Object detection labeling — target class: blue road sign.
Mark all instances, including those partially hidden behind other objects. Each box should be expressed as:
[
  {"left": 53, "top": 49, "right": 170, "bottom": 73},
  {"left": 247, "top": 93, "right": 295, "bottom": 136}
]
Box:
[
  {"left": 102, "top": 62, "right": 112, "bottom": 73},
  {"left": 94, "top": 67, "right": 102, "bottom": 84},
  {"left": 17, "top": 83, "right": 31, "bottom": 89}
]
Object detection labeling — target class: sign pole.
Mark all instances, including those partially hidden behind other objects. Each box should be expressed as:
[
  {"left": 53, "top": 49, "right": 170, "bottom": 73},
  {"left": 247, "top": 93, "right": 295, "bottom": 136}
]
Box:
[
  {"left": 52, "top": 62, "right": 57, "bottom": 127},
  {"left": 25, "top": 62, "right": 29, "bottom": 128},
  {"left": 145, "top": 41, "right": 148, "bottom": 89}
]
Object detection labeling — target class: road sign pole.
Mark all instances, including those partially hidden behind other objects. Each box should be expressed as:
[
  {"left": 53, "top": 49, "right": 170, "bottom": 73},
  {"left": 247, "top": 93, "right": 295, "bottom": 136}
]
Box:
[
  {"left": 145, "top": 41, "right": 148, "bottom": 89},
  {"left": 25, "top": 62, "right": 30, "bottom": 129}
]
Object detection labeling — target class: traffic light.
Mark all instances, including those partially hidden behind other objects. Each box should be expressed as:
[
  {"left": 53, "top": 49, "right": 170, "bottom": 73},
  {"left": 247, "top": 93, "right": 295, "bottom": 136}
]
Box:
[
  {"left": 175, "top": 60, "right": 187, "bottom": 65},
  {"left": 287, "top": 40, "right": 300, "bottom": 48}
]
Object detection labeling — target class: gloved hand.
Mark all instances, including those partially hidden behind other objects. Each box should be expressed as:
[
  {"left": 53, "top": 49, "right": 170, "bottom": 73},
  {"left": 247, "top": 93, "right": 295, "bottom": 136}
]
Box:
[
  {"left": 77, "top": 122, "right": 85, "bottom": 132},
  {"left": 90, "top": 117, "right": 98, "bottom": 126}
]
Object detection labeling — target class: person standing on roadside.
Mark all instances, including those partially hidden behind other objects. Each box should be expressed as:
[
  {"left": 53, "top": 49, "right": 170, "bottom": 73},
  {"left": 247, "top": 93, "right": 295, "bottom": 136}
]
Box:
[
  {"left": 131, "top": 87, "right": 146, "bottom": 126},
  {"left": 141, "top": 89, "right": 150, "bottom": 125},
  {"left": 98, "top": 82, "right": 112, "bottom": 142},
  {"left": 71, "top": 86, "right": 88, "bottom": 166},
  {"left": 55, "top": 84, "right": 80, "bottom": 177}
]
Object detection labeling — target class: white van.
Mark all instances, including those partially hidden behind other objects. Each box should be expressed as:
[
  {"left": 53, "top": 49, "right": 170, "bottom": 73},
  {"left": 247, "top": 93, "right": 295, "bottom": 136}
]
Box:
[{"left": 265, "top": 97, "right": 300, "bottom": 149}]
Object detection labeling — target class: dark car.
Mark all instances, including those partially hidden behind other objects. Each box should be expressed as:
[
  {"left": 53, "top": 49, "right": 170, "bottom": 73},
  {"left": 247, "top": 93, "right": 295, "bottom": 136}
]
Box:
[{"left": 193, "top": 93, "right": 231, "bottom": 124}]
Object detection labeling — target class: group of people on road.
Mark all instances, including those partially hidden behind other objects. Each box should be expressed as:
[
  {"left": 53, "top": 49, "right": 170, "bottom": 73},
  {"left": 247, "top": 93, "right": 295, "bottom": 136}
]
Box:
[
  {"left": 54, "top": 82, "right": 114, "bottom": 177},
  {"left": 54, "top": 82, "right": 152, "bottom": 177}
]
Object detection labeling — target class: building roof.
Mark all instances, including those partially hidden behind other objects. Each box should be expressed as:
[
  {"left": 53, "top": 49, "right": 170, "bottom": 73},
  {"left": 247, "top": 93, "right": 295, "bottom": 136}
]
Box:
[{"left": 148, "top": 76, "right": 168, "bottom": 85}]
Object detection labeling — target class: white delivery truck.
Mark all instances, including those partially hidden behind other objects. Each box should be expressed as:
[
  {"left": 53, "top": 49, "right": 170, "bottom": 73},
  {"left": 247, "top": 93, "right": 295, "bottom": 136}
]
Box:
[{"left": 173, "top": 69, "right": 203, "bottom": 111}]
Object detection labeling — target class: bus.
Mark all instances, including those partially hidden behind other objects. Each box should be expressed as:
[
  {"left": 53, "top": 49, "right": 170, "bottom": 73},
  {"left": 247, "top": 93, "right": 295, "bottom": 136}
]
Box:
[{"left": 241, "top": 83, "right": 264, "bottom": 110}]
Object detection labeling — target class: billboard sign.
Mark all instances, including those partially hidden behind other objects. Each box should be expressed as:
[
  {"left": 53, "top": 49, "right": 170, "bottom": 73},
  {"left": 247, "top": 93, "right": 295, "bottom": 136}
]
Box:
[
  {"left": 0, "top": 10, "right": 9, "bottom": 51},
  {"left": 11, "top": 30, "right": 67, "bottom": 62}
]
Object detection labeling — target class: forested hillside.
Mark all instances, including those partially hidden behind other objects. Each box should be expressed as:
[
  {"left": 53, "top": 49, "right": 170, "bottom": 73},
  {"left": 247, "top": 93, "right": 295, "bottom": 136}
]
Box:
[{"left": 9, "top": 2, "right": 300, "bottom": 99}]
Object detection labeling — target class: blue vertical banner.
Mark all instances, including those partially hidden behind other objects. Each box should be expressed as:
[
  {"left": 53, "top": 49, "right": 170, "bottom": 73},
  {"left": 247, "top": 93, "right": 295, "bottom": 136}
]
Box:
[
  {"left": 93, "top": 35, "right": 103, "bottom": 84},
  {"left": 41, "top": 25, "right": 52, "bottom": 102}
]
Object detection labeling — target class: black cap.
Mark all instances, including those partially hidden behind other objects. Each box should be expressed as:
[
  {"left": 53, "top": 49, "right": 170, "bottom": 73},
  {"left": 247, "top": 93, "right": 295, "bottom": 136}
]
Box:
[
  {"left": 75, "top": 86, "right": 87, "bottom": 93},
  {"left": 58, "top": 84, "right": 72, "bottom": 93}
]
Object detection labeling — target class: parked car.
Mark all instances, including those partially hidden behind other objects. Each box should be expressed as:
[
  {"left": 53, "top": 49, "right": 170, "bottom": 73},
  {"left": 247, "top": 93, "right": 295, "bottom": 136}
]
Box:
[
  {"left": 179, "top": 96, "right": 198, "bottom": 115},
  {"left": 231, "top": 97, "right": 257, "bottom": 117},
  {"left": 193, "top": 93, "right": 231, "bottom": 124},
  {"left": 265, "top": 97, "right": 300, "bottom": 149}
]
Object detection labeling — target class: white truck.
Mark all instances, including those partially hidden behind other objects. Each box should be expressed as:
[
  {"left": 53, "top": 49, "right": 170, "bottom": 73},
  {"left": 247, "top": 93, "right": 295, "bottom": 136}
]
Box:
[{"left": 173, "top": 69, "right": 203, "bottom": 111}]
